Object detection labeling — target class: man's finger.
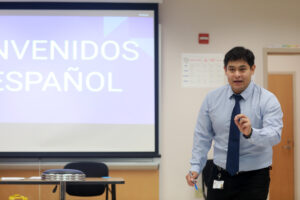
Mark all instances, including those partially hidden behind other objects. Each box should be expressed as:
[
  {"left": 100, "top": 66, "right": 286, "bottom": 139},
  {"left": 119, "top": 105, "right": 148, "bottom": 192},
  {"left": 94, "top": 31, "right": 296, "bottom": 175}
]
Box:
[{"left": 238, "top": 118, "right": 248, "bottom": 125}]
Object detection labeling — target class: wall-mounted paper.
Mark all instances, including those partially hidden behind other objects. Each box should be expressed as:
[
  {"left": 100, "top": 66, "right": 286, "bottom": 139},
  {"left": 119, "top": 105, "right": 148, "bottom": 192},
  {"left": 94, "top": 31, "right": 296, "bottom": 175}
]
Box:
[{"left": 182, "top": 54, "right": 225, "bottom": 88}]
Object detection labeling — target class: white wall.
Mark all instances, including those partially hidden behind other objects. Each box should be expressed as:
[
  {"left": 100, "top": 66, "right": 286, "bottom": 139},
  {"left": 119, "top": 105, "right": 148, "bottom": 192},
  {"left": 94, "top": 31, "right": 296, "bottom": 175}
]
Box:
[{"left": 159, "top": 0, "right": 300, "bottom": 199}]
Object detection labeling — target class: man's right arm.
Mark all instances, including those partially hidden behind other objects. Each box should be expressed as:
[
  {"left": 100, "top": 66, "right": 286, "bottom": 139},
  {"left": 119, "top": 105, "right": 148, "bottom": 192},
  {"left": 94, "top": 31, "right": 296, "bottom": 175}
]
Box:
[{"left": 189, "top": 96, "right": 214, "bottom": 174}]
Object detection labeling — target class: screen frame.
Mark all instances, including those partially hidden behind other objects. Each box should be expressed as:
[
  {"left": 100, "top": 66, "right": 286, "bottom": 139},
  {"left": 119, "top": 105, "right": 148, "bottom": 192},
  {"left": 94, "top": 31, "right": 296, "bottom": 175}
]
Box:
[{"left": 0, "top": 2, "right": 160, "bottom": 158}]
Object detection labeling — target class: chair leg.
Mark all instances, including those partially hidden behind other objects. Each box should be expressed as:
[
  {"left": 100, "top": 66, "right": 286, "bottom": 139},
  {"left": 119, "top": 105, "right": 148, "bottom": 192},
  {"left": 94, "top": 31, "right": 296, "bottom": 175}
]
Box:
[{"left": 106, "top": 185, "right": 108, "bottom": 200}]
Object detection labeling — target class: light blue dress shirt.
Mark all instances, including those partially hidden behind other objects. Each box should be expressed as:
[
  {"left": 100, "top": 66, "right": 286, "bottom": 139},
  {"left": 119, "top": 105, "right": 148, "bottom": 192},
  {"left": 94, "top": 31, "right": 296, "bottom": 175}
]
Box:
[{"left": 190, "top": 81, "right": 283, "bottom": 173}]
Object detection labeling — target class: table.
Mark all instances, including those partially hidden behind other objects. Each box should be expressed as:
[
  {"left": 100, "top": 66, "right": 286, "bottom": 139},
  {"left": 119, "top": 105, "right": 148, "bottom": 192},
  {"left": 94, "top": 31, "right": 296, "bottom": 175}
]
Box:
[{"left": 0, "top": 177, "right": 124, "bottom": 200}]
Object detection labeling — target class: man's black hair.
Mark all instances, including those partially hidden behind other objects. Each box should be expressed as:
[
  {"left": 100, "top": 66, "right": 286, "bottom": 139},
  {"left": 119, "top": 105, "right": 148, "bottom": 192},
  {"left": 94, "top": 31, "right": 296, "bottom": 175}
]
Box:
[{"left": 224, "top": 46, "right": 255, "bottom": 67}]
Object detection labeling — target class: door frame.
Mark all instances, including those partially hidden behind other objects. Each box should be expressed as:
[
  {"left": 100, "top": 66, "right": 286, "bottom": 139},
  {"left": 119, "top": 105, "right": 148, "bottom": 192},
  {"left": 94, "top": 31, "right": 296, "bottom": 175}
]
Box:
[
  {"left": 263, "top": 48, "right": 300, "bottom": 88},
  {"left": 263, "top": 48, "right": 299, "bottom": 199}
]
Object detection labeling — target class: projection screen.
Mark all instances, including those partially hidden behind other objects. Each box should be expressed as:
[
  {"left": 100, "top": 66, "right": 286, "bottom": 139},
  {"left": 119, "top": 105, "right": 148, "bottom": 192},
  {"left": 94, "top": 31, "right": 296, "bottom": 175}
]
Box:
[{"left": 0, "top": 2, "right": 159, "bottom": 158}]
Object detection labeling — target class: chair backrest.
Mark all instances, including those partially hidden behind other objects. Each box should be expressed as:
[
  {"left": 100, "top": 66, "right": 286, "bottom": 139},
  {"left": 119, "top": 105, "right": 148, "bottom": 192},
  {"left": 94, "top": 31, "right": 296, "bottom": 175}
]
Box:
[
  {"left": 64, "top": 162, "right": 109, "bottom": 196},
  {"left": 202, "top": 159, "right": 214, "bottom": 200}
]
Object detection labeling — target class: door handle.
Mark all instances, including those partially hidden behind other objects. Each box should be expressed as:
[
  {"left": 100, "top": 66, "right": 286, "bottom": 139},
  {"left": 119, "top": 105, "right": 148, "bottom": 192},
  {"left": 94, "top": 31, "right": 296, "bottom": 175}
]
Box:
[{"left": 283, "top": 145, "right": 291, "bottom": 150}]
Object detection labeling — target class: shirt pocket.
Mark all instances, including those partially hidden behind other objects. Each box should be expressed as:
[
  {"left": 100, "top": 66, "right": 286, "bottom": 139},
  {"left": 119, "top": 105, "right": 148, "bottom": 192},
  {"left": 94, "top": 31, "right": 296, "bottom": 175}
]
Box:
[{"left": 246, "top": 105, "right": 263, "bottom": 129}]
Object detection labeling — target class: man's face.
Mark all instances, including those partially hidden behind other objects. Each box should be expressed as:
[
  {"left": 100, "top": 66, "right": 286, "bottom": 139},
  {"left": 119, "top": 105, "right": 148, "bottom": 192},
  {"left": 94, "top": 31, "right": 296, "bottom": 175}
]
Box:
[{"left": 224, "top": 59, "right": 255, "bottom": 94}]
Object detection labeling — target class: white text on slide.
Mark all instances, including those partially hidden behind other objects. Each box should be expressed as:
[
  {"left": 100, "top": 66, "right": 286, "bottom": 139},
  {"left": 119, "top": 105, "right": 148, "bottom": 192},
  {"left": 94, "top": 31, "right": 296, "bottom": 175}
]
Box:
[
  {"left": 0, "top": 40, "right": 139, "bottom": 61},
  {"left": 0, "top": 68, "right": 123, "bottom": 92}
]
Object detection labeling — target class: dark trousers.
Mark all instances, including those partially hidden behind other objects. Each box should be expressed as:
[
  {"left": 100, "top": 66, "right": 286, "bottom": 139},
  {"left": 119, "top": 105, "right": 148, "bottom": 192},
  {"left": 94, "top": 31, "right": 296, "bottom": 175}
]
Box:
[{"left": 207, "top": 163, "right": 270, "bottom": 200}]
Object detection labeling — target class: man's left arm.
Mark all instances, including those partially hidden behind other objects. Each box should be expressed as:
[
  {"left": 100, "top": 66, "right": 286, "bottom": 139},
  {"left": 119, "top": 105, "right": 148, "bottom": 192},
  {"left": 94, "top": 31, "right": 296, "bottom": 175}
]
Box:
[{"left": 235, "top": 96, "right": 283, "bottom": 147}]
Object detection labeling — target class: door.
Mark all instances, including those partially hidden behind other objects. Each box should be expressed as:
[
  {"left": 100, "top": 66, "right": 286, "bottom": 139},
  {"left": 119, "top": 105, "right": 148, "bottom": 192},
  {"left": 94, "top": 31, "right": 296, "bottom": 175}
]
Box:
[{"left": 268, "top": 74, "right": 294, "bottom": 200}]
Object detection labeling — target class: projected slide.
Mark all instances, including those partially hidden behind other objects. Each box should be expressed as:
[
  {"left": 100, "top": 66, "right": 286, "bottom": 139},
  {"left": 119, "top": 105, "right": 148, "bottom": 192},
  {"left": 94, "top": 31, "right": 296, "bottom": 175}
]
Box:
[{"left": 0, "top": 7, "right": 157, "bottom": 154}]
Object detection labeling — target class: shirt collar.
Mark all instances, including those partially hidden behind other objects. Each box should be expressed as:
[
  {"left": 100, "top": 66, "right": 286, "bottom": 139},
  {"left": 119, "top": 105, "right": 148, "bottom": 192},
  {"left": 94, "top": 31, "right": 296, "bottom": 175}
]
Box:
[{"left": 227, "top": 81, "right": 254, "bottom": 100}]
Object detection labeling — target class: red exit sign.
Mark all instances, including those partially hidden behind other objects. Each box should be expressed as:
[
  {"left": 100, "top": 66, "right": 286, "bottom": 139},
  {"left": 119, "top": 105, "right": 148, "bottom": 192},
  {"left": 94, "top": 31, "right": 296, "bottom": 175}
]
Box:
[{"left": 198, "top": 33, "right": 209, "bottom": 44}]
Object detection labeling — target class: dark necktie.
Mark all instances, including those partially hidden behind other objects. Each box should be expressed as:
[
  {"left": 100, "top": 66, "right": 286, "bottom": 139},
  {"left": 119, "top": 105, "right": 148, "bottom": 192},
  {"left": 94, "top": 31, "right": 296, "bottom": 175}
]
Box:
[{"left": 226, "top": 94, "right": 243, "bottom": 176}]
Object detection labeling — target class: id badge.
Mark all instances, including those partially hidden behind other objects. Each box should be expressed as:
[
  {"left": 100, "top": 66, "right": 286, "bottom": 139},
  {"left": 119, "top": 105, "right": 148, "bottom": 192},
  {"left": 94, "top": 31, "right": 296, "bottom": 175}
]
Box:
[{"left": 213, "top": 180, "right": 224, "bottom": 189}]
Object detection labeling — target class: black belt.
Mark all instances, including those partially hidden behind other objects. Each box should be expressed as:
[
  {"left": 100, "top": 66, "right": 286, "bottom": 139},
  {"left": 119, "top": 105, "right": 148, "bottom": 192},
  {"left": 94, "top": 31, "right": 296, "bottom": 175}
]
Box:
[{"left": 215, "top": 163, "right": 271, "bottom": 176}]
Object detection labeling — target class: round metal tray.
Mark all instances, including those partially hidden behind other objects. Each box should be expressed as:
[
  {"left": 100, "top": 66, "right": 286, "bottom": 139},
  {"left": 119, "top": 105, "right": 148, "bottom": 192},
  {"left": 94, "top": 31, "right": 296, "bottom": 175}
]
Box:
[{"left": 41, "top": 169, "right": 86, "bottom": 181}]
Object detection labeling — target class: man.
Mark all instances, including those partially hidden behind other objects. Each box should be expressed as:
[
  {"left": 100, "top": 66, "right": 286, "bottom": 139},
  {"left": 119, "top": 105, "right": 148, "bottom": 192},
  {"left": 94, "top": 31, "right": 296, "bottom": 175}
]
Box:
[{"left": 186, "top": 47, "right": 283, "bottom": 200}]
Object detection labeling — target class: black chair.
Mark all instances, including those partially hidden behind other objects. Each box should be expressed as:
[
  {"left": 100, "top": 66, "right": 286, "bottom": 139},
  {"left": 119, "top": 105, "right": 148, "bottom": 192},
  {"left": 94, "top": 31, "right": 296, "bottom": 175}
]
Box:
[
  {"left": 64, "top": 162, "right": 109, "bottom": 200},
  {"left": 202, "top": 159, "right": 214, "bottom": 200}
]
